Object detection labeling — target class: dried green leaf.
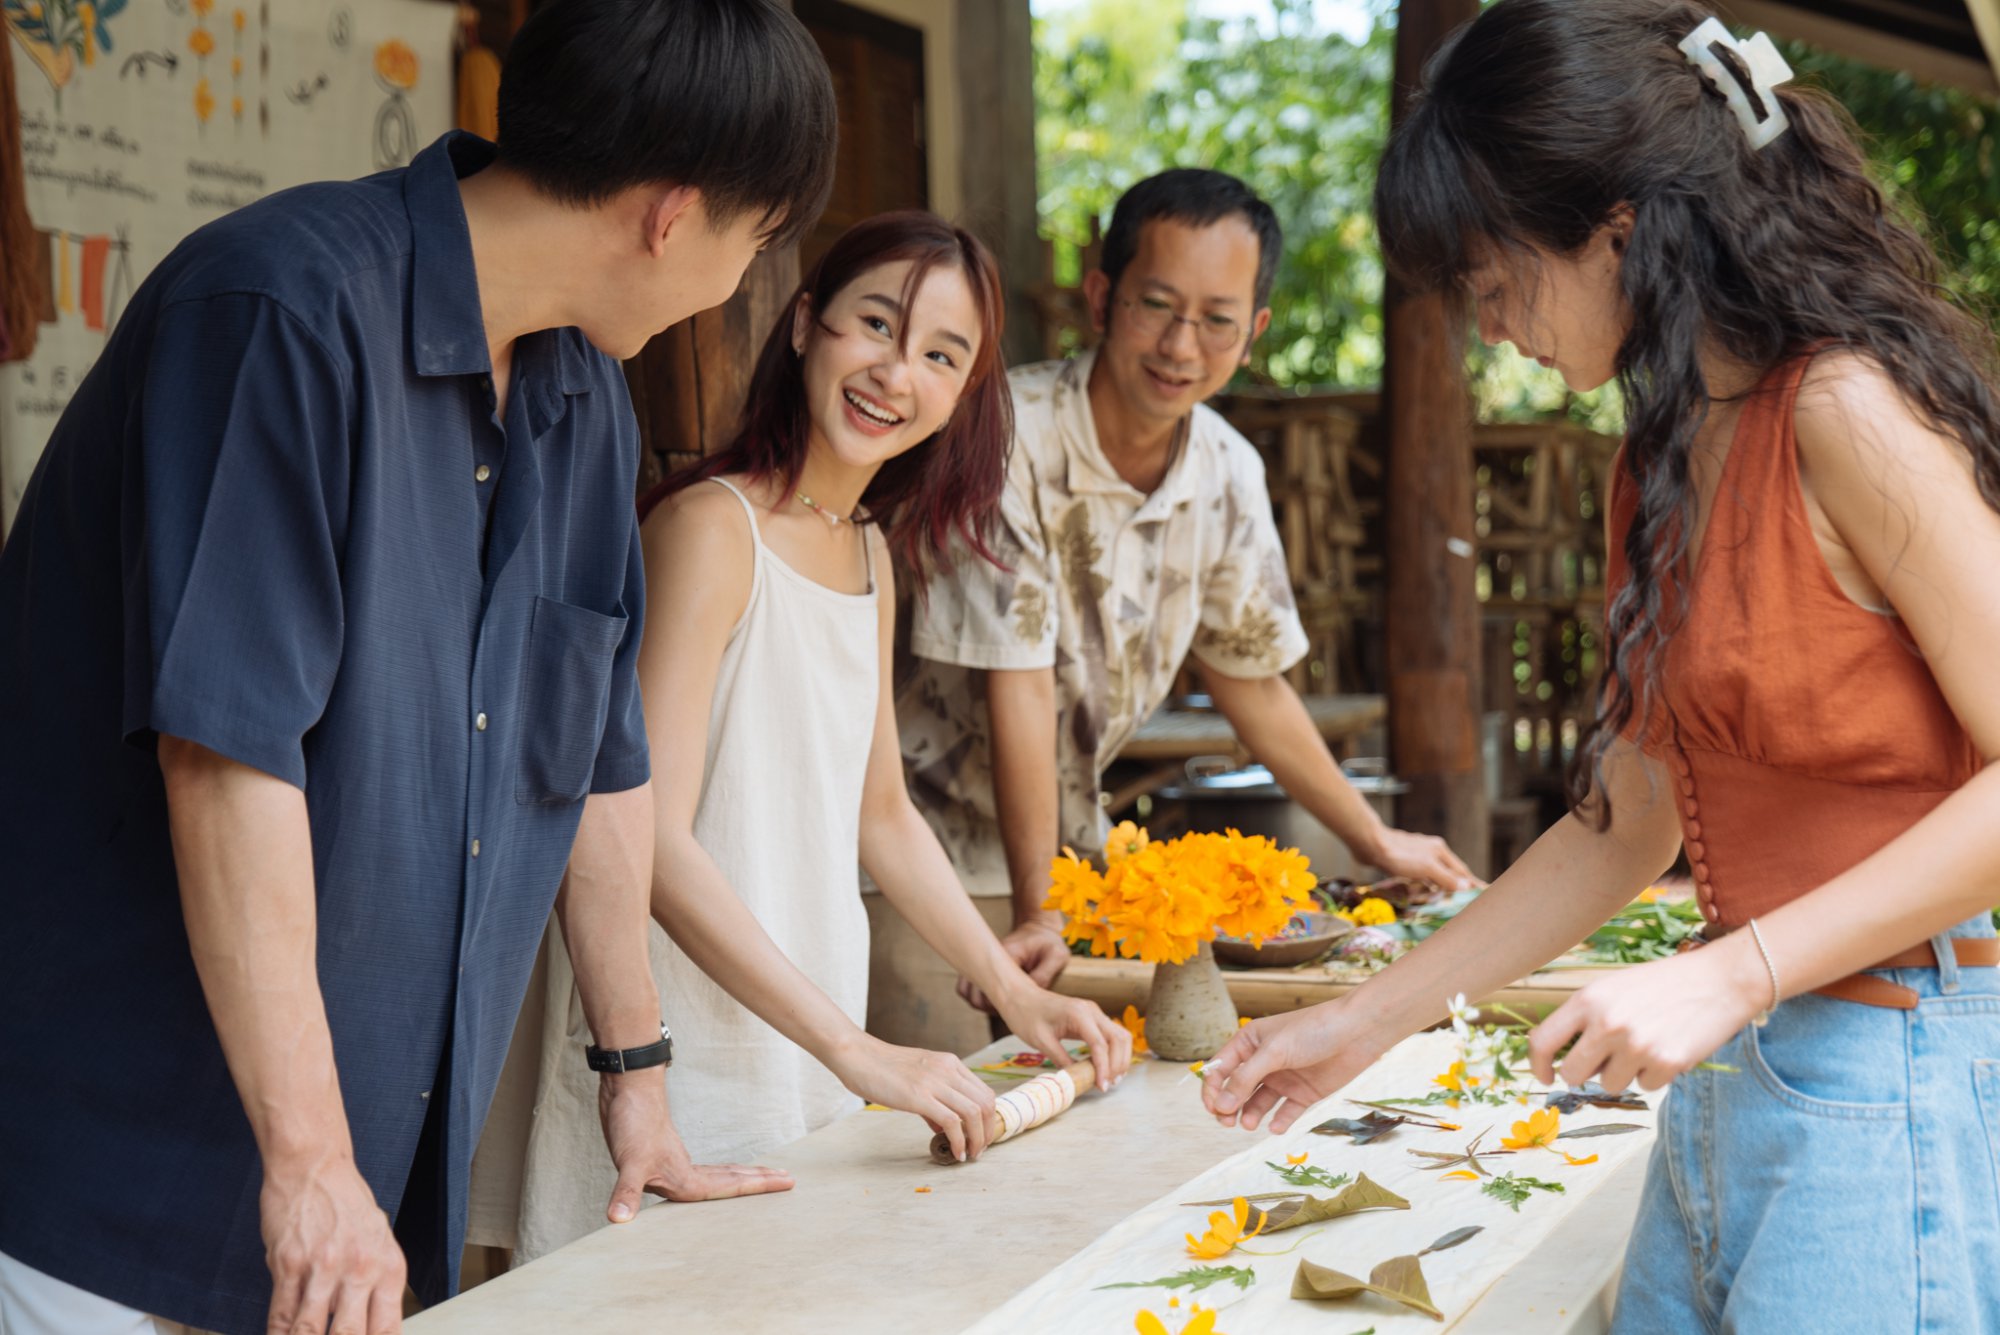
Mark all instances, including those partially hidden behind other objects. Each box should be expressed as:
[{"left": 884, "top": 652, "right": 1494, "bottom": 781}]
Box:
[
  {"left": 1418, "top": 1225, "right": 1484, "bottom": 1256},
  {"left": 1311, "top": 1111, "right": 1409, "bottom": 1144},
  {"left": 1544, "top": 1083, "right": 1649, "bottom": 1114},
  {"left": 1290, "top": 1253, "right": 1444, "bottom": 1320},
  {"left": 1267, "top": 1159, "right": 1352, "bottom": 1190},
  {"left": 1555, "top": 1122, "right": 1648, "bottom": 1140},
  {"left": 1251, "top": 1173, "right": 1410, "bottom": 1233},
  {"left": 1096, "top": 1265, "right": 1256, "bottom": 1294}
]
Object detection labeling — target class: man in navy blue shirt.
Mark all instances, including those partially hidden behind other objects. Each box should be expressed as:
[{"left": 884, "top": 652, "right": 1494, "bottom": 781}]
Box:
[{"left": 0, "top": 4, "right": 836, "bottom": 1333}]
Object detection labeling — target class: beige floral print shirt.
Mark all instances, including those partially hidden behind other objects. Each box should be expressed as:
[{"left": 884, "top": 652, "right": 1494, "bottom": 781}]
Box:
[{"left": 896, "top": 350, "right": 1309, "bottom": 895}]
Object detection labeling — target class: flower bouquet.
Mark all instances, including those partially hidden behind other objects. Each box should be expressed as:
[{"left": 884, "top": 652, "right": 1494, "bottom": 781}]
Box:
[{"left": 1043, "top": 822, "right": 1316, "bottom": 1059}]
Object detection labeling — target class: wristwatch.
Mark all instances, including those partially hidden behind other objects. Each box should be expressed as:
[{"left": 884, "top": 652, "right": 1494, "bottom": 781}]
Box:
[{"left": 585, "top": 1023, "right": 673, "bottom": 1074}]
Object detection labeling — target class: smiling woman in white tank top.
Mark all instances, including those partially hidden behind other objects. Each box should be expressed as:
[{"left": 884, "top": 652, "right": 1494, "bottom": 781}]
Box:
[{"left": 494, "top": 212, "right": 1134, "bottom": 1262}]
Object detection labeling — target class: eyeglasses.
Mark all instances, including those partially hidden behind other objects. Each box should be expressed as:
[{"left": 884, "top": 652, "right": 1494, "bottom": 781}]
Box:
[{"left": 1116, "top": 293, "right": 1245, "bottom": 353}]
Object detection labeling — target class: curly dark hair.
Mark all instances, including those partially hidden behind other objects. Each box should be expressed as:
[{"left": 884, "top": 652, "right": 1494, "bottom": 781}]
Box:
[{"left": 1374, "top": 0, "right": 2000, "bottom": 827}]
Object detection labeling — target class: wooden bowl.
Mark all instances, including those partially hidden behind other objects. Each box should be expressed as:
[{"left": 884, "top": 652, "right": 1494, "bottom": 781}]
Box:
[{"left": 1212, "top": 911, "right": 1354, "bottom": 968}]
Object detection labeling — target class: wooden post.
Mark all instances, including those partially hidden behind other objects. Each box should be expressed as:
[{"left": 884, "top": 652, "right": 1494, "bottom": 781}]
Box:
[
  {"left": 623, "top": 249, "right": 800, "bottom": 488},
  {"left": 955, "top": 0, "right": 1043, "bottom": 368},
  {"left": 1382, "top": 0, "right": 1489, "bottom": 876}
]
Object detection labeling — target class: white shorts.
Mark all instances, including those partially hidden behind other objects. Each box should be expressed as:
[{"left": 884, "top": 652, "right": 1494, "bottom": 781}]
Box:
[{"left": 0, "top": 1250, "right": 216, "bottom": 1335}]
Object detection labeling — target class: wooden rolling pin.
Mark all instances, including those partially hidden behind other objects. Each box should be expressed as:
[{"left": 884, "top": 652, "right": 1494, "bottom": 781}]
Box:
[{"left": 928, "top": 1062, "right": 1094, "bottom": 1165}]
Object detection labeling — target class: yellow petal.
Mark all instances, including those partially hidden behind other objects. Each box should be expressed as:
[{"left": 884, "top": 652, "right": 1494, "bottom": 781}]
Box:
[
  {"left": 1135, "top": 1311, "right": 1170, "bottom": 1335},
  {"left": 1443, "top": 1169, "right": 1480, "bottom": 1180},
  {"left": 1184, "top": 1308, "right": 1218, "bottom": 1335},
  {"left": 1286, "top": 1152, "right": 1309, "bottom": 1165},
  {"left": 1561, "top": 1151, "right": 1599, "bottom": 1166}
]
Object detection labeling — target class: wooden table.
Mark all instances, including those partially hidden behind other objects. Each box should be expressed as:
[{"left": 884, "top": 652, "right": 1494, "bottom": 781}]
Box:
[
  {"left": 1119, "top": 693, "right": 1386, "bottom": 763},
  {"left": 411, "top": 1035, "right": 1645, "bottom": 1334},
  {"left": 1056, "top": 953, "right": 1619, "bottom": 1020}
]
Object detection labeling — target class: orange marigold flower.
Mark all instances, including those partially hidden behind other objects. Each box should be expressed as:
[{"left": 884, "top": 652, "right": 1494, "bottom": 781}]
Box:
[
  {"left": 193, "top": 78, "right": 215, "bottom": 122},
  {"left": 1104, "top": 819, "right": 1149, "bottom": 864},
  {"left": 1119, "top": 1004, "right": 1149, "bottom": 1056},
  {"left": 188, "top": 28, "right": 216, "bottom": 56}
]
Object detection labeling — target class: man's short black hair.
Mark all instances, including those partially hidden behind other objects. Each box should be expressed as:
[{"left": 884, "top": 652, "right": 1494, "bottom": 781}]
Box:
[
  {"left": 497, "top": 0, "right": 837, "bottom": 248},
  {"left": 1099, "top": 169, "right": 1283, "bottom": 310}
]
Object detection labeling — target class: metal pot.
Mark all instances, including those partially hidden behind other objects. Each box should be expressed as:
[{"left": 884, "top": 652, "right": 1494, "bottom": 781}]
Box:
[{"left": 1157, "top": 756, "right": 1408, "bottom": 883}]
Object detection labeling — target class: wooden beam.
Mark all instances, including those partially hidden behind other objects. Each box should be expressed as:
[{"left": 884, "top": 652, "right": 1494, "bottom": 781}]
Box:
[
  {"left": 1382, "top": 0, "right": 1489, "bottom": 876},
  {"left": 1717, "top": 0, "right": 2000, "bottom": 94}
]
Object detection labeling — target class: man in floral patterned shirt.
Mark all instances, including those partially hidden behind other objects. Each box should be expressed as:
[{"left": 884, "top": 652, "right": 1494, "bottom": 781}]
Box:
[{"left": 882, "top": 171, "right": 1477, "bottom": 1052}]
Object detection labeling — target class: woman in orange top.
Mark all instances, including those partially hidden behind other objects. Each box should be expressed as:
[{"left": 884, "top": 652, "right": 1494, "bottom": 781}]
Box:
[{"left": 1200, "top": 1, "right": 2000, "bottom": 1328}]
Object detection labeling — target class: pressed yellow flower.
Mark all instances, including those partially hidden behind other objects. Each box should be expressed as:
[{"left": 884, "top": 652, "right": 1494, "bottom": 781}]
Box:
[
  {"left": 1560, "top": 1151, "right": 1599, "bottom": 1166},
  {"left": 1637, "top": 885, "right": 1667, "bottom": 903},
  {"left": 193, "top": 78, "right": 215, "bottom": 122},
  {"left": 1436, "top": 1121, "right": 1462, "bottom": 1131},
  {"left": 1434, "top": 1060, "right": 1475, "bottom": 1093},
  {"left": 231, "top": 95, "right": 243, "bottom": 117},
  {"left": 1502, "top": 1107, "right": 1561, "bottom": 1150},
  {"left": 1104, "top": 819, "right": 1149, "bottom": 864},
  {"left": 1349, "top": 896, "right": 1396, "bottom": 927},
  {"left": 1286, "top": 1152, "right": 1309, "bottom": 1166},
  {"left": 233, "top": 7, "right": 247, "bottom": 30},
  {"left": 1442, "top": 1169, "right": 1480, "bottom": 1180},
  {"left": 191, "top": 0, "right": 214, "bottom": 15},
  {"left": 1138, "top": 1306, "right": 1223, "bottom": 1335},
  {"left": 231, "top": 55, "right": 243, "bottom": 76},
  {"left": 1185, "top": 1196, "right": 1266, "bottom": 1260},
  {"left": 80, "top": 3, "right": 97, "bottom": 63},
  {"left": 189, "top": 28, "right": 216, "bottom": 57},
  {"left": 1120, "top": 1004, "right": 1149, "bottom": 1056}
]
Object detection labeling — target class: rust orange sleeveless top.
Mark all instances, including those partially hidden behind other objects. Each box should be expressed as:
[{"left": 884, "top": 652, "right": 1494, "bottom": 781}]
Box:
[{"left": 1606, "top": 353, "right": 1982, "bottom": 929}]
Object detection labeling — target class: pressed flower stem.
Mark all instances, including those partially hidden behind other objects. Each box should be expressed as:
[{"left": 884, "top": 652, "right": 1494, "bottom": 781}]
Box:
[{"left": 1233, "top": 1227, "right": 1326, "bottom": 1257}]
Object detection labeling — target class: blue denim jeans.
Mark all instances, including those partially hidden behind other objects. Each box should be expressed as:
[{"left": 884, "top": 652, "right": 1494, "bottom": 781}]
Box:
[{"left": 1612, "top": 915, "right": 2000, "bottom": 1334}]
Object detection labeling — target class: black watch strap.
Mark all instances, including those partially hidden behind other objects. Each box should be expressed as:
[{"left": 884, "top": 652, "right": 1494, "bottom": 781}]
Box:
[{"left": 585, "top": 1024, "right": 673, "bottom": 1074}]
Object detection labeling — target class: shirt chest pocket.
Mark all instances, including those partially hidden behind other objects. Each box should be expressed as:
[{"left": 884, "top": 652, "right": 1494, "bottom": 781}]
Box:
[{"left": 514, "top": 595, "right": 628, "bottom": 806}]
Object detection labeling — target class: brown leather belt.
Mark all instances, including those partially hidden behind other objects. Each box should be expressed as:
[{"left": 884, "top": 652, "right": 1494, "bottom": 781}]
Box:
[{"left": 1811, "top": 936, "right": 2000, "bottom": 1010}]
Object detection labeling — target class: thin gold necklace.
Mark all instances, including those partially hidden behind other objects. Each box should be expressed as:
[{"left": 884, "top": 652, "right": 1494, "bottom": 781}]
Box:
[{"left": 794, "top": 491, "right": 854, "bottom": 528}]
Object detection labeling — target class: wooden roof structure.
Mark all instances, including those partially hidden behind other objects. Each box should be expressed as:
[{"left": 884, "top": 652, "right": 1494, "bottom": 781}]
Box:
[{"left": 1718, "top": 0, "right": 2000, "bottom": 95}]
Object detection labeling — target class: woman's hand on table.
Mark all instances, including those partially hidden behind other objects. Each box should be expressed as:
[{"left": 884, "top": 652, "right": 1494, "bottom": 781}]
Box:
[
  {"left": 597, "top": 1071, "right": 794, "bottom": 1221},
  {"left": 828, "top": 1034, "right": 1000, "bottom": 1161},
  {"left": 1201, "top": 1001, "right": 1392, "bottom": 1134},
  {"left": 1529, "top": 931, "right": 1769, "bottom": 1093},
  {"left": 994, "top": 984, "right": 1134, "bottom": 1092}
]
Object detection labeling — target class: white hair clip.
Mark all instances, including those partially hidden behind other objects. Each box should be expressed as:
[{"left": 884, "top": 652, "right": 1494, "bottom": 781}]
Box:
[{"left": 1679, "top": 17, "right": 1794, "bottom": 150}]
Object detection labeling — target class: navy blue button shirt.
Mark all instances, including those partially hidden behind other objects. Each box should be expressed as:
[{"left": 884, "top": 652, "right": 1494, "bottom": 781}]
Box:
[{"left": 0, "top": 133, "right": 649, "bottom": 1334}]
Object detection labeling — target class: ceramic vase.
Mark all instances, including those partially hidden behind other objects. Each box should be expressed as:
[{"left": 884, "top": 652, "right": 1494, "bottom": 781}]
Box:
[{"left": 1143, "top": 939, "right": 1241, "bottom": 1061}]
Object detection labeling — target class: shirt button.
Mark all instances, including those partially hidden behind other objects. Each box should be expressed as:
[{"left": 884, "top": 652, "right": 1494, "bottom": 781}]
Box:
[
  {"left": 471, "top": 838, "right": 482, "bottom": 858},
  {"left": 475, "top": 711, "right": 488, "bottom": 731},
  {"left": 1701, "top": 901, "right": 1719, "bottom": 922},
  {"left": 1693, "top": 859, "right": 1711, "bottom": 882},
  {"left": 1686, "top": 819, "right": 1703, "bottom": 841},
  {"left": 475, "top": 464, "right": 492, "bottom": 483}
]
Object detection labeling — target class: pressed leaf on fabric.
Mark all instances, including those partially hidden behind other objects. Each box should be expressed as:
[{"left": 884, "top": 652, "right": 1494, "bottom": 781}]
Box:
[{"left": 1290, "top": 1253, "right": 1444, "bottom": 1320}]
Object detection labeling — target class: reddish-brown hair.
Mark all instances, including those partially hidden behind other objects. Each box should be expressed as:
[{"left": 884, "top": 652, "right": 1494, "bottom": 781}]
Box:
[{"left": 651, "top": 209, "right": 1011, "bottom": 577}]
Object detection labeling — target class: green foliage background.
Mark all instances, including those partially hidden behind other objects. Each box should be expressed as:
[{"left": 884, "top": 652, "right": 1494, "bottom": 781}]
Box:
[{"left": 1035, "top": 1, "right": 2000, "bottom": 425}]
